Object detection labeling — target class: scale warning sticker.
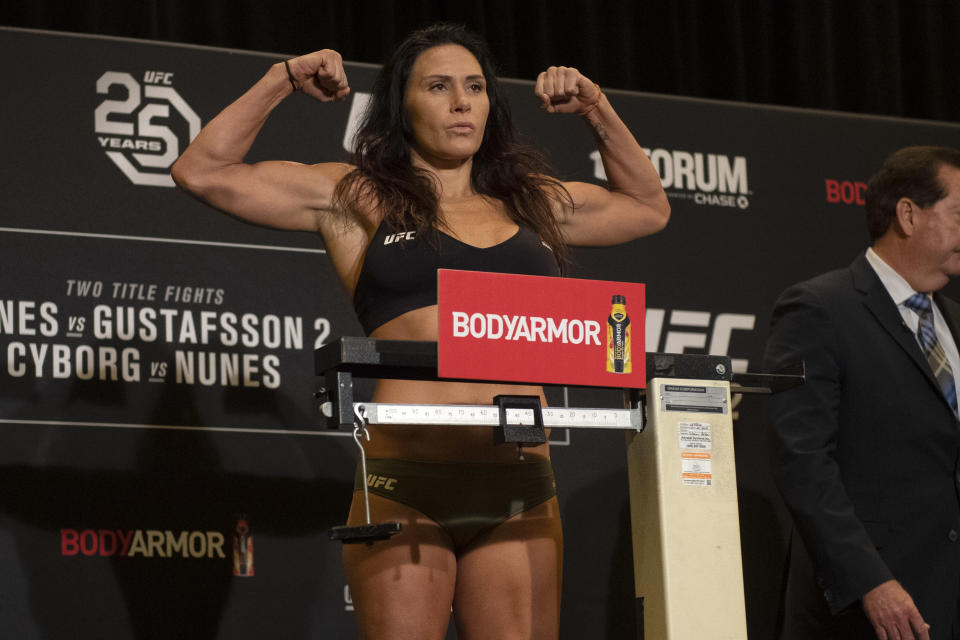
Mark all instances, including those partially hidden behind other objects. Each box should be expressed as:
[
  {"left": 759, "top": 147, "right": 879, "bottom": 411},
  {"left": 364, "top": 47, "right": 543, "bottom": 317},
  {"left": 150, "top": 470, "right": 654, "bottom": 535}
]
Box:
[
  {"left": 681, "top": 451, "right": 712, "bottom": 486},
  {"left": 678, "top": 421, "right": 712, "bottom": 450},
  {"left": 660, "top": 384, "right": 727, "bottom": 414}
]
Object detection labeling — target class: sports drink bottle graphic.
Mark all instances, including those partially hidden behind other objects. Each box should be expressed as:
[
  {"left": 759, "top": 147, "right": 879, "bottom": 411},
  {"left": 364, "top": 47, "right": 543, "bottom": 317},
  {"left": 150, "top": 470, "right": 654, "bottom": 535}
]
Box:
[
  {"left": 606, "top": 295, "right": 631, "bottom": 373},
  {"left": 233, "top": 516, "right": 254, "bottom": 577}
]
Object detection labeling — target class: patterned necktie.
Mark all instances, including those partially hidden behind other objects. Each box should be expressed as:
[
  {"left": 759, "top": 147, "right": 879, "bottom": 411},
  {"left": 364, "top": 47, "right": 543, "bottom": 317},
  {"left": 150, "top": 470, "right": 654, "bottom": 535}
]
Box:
[{"left": 904, "top": 292, "right": 958, "bottom": 413}]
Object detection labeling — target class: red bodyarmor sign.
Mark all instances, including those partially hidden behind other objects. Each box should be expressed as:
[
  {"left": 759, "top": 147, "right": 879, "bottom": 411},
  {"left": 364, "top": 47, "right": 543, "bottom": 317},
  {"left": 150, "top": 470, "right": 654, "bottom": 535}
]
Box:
[{"left": 437, "top": 269, "right": 646, "bottom": 388}]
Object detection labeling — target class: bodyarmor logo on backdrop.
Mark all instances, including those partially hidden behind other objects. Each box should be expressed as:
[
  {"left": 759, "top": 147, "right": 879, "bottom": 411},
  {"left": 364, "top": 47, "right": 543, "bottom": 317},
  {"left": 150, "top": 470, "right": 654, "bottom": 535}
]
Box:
[
  {"left": 824, "top": 178, "right": 867, "bottom": 205},
  {"left": 590, "top": 148, "right": 750, "bottom": 209},
  {"left": 61, "top": 528, "right": 227, "bottom": 560},
  {"left": 94, "top": 70, "right": 201, "bottom": 187}
]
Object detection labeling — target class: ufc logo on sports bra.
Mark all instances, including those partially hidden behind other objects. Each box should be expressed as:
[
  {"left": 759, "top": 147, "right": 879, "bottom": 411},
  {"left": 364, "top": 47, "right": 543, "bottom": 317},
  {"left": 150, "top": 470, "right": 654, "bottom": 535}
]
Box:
[{"left": 384, "top": 231, "right": 416, "bottom": 245}]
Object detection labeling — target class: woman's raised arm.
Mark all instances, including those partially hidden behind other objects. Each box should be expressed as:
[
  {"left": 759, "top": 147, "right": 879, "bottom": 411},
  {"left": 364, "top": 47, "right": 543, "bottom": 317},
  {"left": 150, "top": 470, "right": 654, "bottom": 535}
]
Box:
[
  {"left": 171, "top": 50, "right": 354, "bottom": 233},
  {"left": 535, "top": 66, "right": 670, "bottom": 247}
]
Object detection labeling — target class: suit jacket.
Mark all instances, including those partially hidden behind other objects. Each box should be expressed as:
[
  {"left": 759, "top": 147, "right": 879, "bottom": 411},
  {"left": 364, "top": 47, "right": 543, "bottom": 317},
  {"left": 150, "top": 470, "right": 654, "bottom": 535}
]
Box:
[{"left": 765, "top": 253, "right": 960, "bottom": 639}]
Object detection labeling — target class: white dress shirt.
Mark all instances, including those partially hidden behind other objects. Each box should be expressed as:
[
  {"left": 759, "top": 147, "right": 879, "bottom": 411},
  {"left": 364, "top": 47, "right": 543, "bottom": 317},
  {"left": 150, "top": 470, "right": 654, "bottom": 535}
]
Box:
[{"left": 866, "top": 247, "right": 960, "bottom": 415}]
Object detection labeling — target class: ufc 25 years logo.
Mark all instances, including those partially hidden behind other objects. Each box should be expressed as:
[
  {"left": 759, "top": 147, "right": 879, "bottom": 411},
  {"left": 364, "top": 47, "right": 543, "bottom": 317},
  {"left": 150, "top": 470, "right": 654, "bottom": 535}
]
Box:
[{"left": 95, "top": 70, "right": 201, "bottom": 187}]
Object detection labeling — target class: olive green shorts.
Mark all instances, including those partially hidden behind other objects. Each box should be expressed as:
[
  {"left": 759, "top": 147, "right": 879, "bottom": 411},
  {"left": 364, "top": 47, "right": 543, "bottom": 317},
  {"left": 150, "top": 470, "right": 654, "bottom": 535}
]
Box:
[{"left": 355, "top": 457, "right": 557, "bottom": 553}]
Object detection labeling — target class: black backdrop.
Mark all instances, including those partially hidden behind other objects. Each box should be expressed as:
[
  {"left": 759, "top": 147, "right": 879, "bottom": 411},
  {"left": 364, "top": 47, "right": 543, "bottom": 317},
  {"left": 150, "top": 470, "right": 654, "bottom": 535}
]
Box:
[
  {"left": 2, "top": 8, "right": 960, "bottom": 640},
  {"left": 3, "top": 0, "right": 960, "bottom": 122}
]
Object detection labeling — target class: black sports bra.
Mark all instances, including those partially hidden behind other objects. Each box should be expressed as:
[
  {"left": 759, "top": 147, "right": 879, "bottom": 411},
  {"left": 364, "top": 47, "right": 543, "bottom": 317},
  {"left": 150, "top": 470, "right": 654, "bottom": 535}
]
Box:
[{"left": 353, "top": 221, "right": 561, "bottom": 335}]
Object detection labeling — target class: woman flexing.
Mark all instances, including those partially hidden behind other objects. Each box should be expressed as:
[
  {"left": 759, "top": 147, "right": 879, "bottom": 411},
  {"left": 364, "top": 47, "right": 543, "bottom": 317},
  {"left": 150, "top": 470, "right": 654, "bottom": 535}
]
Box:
[{"left": 172, "top": 23, "right": 668, "bottom": 640}]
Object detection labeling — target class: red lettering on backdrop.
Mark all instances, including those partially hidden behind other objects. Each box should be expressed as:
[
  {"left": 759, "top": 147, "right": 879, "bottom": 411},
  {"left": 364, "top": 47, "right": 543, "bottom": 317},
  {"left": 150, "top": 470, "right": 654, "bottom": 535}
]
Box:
[
  {"left": 99, "top": 529, "right": 118, "bottom": 556},
  {"left": 61, "top": 529, "right": 79, "bottom": 556},
  {"left": 60, "top": 529, "right": 135, "bottom": 556},
  {"left": 437, "top": 270, "right": 646, "bottom": 388},
  {"left": 117, "top": 529, "right": 133, "bottom": 555},
  {"left": 79, "top": 530, "right": 97, "bottom": 556},
  {"left": 841, "top": 182, "right": 855, "bottom": 204},
  {"left": 825, "top": 179, "right": 867, "bottom": 205}
]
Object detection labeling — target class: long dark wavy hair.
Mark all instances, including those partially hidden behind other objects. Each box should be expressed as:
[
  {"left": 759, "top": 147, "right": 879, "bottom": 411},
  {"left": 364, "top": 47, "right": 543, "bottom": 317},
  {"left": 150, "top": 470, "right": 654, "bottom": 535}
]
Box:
[{"left": 333, "top": 23, "right": 572, "bottom": 268}]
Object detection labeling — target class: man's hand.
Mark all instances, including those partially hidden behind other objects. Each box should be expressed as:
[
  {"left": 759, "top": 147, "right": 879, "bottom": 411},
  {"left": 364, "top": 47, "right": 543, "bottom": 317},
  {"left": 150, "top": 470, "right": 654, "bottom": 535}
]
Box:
[{"left": 862, "top": 580, "right": 930, "bottom": 639}]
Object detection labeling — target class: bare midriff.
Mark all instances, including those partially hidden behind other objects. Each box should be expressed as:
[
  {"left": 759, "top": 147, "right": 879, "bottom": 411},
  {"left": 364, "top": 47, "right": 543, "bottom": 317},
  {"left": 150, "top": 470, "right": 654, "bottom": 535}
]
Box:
[{"left": 364, "top": 305, "right": 551, "bottom": 462}]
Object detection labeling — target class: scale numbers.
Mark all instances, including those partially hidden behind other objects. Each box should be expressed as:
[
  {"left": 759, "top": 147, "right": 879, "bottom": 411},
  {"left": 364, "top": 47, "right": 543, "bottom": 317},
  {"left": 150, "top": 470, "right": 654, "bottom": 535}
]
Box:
[{"left": 363, "top": 403, "right": 639, "bottom": 430}]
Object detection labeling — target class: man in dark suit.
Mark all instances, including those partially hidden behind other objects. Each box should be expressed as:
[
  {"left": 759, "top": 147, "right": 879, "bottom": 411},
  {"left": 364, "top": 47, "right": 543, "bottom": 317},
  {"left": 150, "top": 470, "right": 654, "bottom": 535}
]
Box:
[{"left": 766, "top": 146, "right": 960, "bottom": 640}]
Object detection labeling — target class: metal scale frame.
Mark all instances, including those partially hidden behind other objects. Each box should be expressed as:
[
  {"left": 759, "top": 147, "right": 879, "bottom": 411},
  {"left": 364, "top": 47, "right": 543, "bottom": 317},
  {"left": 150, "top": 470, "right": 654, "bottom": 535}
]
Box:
[{"left": 315, "top": 337, "right": 801, "bottom": 640}]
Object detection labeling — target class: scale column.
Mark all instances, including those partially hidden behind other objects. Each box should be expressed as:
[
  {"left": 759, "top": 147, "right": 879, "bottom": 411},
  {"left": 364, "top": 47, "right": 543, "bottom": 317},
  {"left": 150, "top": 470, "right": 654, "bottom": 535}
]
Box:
[{"left": 625, "top": 377, "right": 747, "bottom": 639}]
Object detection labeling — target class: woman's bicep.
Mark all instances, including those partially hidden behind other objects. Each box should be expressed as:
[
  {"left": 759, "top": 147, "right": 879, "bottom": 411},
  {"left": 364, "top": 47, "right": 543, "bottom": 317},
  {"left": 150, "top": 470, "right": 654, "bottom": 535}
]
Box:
[
  {"left": 557, "top": 180, "right": 670, "bottom": 246},
  {"left": 172, "top": 159, "right": 354, "bottom": 232}
]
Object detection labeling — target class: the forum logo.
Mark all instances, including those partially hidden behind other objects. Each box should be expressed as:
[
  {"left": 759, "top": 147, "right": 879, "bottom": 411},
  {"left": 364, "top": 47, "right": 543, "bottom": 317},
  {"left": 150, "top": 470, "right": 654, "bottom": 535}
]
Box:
[
  {"left": 591, "top": 148, "right": 751, "bottom": 209},
  {"left": 95, "top": 70, "right": 201, "bottom": 187}
]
